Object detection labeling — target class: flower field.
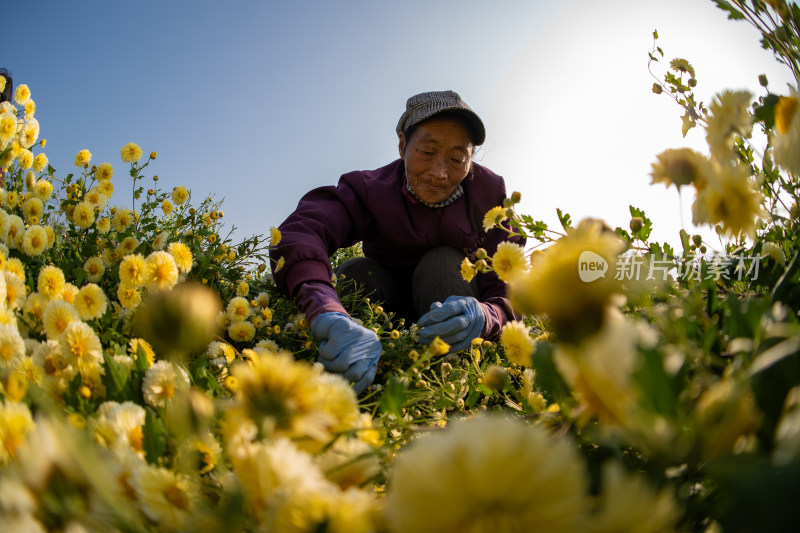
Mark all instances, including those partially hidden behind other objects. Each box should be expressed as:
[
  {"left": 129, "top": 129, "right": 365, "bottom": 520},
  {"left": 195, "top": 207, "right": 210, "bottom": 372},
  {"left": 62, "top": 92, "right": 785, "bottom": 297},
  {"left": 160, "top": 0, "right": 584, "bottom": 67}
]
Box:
[{"left": 2, "top": 1, "right": 800, "bottom": 531}]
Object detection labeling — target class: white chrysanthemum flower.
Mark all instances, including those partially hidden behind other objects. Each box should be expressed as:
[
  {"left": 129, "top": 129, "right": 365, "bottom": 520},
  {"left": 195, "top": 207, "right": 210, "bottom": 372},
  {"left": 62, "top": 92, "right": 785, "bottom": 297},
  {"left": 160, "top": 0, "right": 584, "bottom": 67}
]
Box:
[
  {"left": 92, "top": 401, "right": 146, "bottom": 457},
  {"left": 142, "top": 360, "right": 189, "bottom": 408}
]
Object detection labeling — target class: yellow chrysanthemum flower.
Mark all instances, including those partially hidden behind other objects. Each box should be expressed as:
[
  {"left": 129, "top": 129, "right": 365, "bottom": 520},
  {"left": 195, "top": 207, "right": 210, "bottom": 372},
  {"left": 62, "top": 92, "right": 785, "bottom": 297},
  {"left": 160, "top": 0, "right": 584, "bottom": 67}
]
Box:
[
  {"left": 161, "top": 200, "right": 173, "bottom": 214},
  {"left": 5, "top": 257, "right": 24, "bottom": 282},
  {"left": 24, "top": 99, "right": 35, "bottom": 119},
  {"left": 83, "top": 256, "right": 105, "bottom": 283},
  {"left": 491, "top": 241, "right": 527, "bottom": 283},
  {"left": 0, "top": 400, "right": 35, "bottom": 463},
  {"left": 13, "top": 84, "right": 31, "bottom": 105},
  {"left": 60, "top": 320, "right": 103, "bottom": 376},
  {"left": 98, "top": 179, "right": 114, "bottom": 198},
  {"left": 669, "top": 58, "right": 695, "bottom": 77},
  {"left": 117, "top": 236, "right": 140, "bottom": 256},
  {"left": 152, "top": 230, "right": 169, "bottom": 251},
  {"left": 129, "top": 337, "right": 156, "bottom": 365},
  {"left": 96, "top": 162, "right": 114, "bottom": 181},
  {"left": 0, "top": 323, "right": 26, "bottom": 371},
  {"left": 120, "top": 142, "right": 143, "bottom": 163},
  {"left": 119, "top": 253, "right": 146, "bottom": 288},
  {"left": 74, "top": 283, "right": 108, "bottom": 321},
  {"left": 5, "top": 215, "right": 24, "bottom": 249},
  {"left": 18, "top": 119, "right": 39, "bottom": 149},
  {"left": 236, "top": 280, "right": 250, "bottom": 297},
  {"left": 42, "top": 300, "right": 80, "bottom": 340},
  {"left": 4, "top": 271, "right": 25, "bottom": 310},
  {"left": 117, "top": 283, "right": 143, "bottom": 310},
  {"left": 22, "top": 196, "right": 43, "bottom": 222},
  {"left": 0, "top": 114, "right": 17, "bottom": 148},
  {"left": 21, "top": 225, "right": 48, "bottom": 256},
  {"left": 144, "top": 251, "right": 179, "bottom": 293},
  {"left": 38, "top": 265, "right": 66, "bottom": 299},
  {"left": 508, "top": 218, "right": 625, "bottom": 340},
  {"left": 74, "top": 149, "right": 92, "bottom": 167},
  {"left": 111, "top": 208, "right": 134, "bottom": 232},
  {"left": 92, "top": 400, "right": 146, "bottom": 456},
  {"left": 460, "top": 256, "right": 476, "bottom": 283},
  {"left": 32, "top": 152, "right": 48, "bottom": 173},
  {"left": 61, "top": 282, "right": 79, "bottom": 304},
  {"left": 228, "top": 321, "right": 256, "bottom": 343},
  {"left": 84, "top": 186, "right": 108, "bottom": 210},
  {"left": 384, "top": 415, "right": 589, "bottom": 533},
  {"left": 270, "top": 226, "right": 282, "bottom": 245},
  {"left": 650, "top": 147, "right": 713, "bottom": 190},
  {"left": 500, "top": 320, "right": 535, "bottom": 367},
  {"left": 482, "top": 205, "right": 508, "bottom": 232},
  {"left": 16, "top": 149, "right": 33, "bottom": 169},
  {"left": 171, "top": 186, "right": 189, "bottom": 205},
  {"left": 705, "top": 90, "right": 753, "bottom": 161},
  {"left": 96, "top": 216, "right": 111, "bottom": 234},
  {"left": 132, "top": 464, "right": 199, "bottom": 531},
  {"left": 33, "top": 178, "right": 53, "bottom": 200},
  {"left": 23, "top": 292, "right": 49, "bottom": 327},
  {"left": 692, "top": 163, "right": 765, "bottom": 239},
  {"left": 773, "top": 87, "right": 800, "bottom": 175},
  {"left": 226, "top": 296, "right": 252, "bottom": 323},
  {"left": 167, "top": 242, "right": 193, "bottom": 273},
  {"left": 72, "top": 201, "right": 96, "bottom": 229}
]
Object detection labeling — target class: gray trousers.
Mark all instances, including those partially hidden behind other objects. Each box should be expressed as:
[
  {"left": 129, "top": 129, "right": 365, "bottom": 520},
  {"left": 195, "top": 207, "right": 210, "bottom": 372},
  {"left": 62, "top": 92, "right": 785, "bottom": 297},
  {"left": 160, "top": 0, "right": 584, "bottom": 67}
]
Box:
[{"left": 335, "top": 246, "right": 479, "bottom": 322}]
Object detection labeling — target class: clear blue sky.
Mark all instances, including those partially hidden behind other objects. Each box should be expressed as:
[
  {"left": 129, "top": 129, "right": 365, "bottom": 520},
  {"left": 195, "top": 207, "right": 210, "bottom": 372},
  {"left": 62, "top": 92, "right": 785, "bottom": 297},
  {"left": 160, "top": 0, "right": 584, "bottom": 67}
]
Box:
[{"left": 3, "top": 0, "right": 794, "bottom": 247}]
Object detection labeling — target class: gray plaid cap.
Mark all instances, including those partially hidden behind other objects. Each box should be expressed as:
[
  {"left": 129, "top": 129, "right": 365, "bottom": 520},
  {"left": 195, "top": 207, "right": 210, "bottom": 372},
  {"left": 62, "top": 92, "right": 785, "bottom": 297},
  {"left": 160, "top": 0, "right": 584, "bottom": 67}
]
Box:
[{"left": 396, "top": 90, "right": 486, "bottom": 146}]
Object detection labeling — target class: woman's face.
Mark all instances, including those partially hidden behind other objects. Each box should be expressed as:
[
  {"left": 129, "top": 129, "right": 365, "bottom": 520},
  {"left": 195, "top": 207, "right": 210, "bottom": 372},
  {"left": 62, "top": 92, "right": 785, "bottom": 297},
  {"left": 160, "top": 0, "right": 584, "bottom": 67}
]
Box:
[{"left": 398, "top": 116, "right": 474, "bottom": 204}]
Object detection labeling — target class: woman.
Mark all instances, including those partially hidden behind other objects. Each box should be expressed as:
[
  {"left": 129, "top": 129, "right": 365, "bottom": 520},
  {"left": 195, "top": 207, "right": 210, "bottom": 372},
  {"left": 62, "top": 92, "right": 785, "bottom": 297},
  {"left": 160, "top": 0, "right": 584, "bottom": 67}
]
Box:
[{"left": 271, "top": 90, "right": 524, "bottom": 392}]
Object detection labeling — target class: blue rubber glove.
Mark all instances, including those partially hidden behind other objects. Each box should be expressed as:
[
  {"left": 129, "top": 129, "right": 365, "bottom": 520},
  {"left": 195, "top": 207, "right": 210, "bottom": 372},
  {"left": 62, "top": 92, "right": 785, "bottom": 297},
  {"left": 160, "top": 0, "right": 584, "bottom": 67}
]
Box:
[
  {"left": 310, "top": 312, "right": 382, "bottom": 394},
  {"left": 417, "top": 296, "right": 486, "bottom": 353}
]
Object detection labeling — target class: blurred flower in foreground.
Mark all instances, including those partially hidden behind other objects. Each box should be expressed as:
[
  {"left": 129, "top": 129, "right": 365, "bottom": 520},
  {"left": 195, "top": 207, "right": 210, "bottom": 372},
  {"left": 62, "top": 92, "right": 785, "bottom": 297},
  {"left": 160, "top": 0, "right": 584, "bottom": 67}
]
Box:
[
  {"left": 384, "top": 415, "right": 588, "bottom": 533},
  {"left": 705, "top": 90, "right": 753, "bottom": 161},
  {"left": 508, "top": 218, "right": 625, "bottom": 342},
  {"left": 692, "top": 162, "right": 765, "bottom": 239},
  {"left": 133, "top": 281, "right": 222, "bottom": 359},
  {"left": 587, "top": 461, "right": 681, "bottom": 533},
  {"left": 772, "top": 86, "right": 800, "bottom": 175},
  {"left": 650, "top": 147, "right": 712, "bottom": 189}
]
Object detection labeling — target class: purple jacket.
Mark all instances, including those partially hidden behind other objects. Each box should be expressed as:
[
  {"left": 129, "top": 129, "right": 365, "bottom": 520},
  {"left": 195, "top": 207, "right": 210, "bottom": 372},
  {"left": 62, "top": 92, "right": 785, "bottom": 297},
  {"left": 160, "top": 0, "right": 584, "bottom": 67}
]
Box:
[{"left": 271, "top": 159, "right": 524, "bottom": 341}]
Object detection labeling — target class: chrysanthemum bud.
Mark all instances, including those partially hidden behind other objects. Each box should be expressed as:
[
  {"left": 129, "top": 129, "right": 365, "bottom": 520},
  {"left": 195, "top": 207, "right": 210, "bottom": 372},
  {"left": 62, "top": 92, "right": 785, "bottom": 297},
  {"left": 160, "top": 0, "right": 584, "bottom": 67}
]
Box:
[
  {"left": 150, "top": 151, "right": 157, "bottom": 159},
  {"left": 700, "top": 245, "right": 707, "bottom": 254},
  {"left": 503, "top": 198, "right": 514, "bottom": 208},
  {"left": 475, "top": 248, "right": 487, "bottom": 260},
  {"left": 652, "top": 83, "right": 663, "bottom": 94},
  {"left": 510, "top": 191, "right": 522, "bottom": 203},
  {"left": 688, "top": 78, "right": 697, "bottom": 87},
  {"left": 692, "top": 234, "right": 703, "bottom": 247},
  {"left": 629, "top": 216, "right": 643, "bottom": 233},
  {"left": 475, "top": 259, "right": 488, "bottom": 272},
  {"left": 153, "top": 175, "right": 159, "bottom": 181},
  {"left": 758, "top": 74, "right": 769, "bottom": 87}
]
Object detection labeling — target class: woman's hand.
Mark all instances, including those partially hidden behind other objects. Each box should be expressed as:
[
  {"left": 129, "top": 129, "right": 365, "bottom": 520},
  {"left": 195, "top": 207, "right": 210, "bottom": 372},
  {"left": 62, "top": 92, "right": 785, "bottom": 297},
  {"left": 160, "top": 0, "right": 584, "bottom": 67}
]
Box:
[
  {"left": 418, "top": 296, "right": 486, "bottom": 353},
  {"left": 310, "top": 312, "right": 382, "bottom": 393}
]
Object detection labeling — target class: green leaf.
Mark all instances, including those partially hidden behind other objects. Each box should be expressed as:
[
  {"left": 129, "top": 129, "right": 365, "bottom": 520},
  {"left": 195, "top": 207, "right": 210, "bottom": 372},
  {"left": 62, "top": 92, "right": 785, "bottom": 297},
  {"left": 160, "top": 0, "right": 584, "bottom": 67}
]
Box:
[
  {"left": 680, "top": 229, "right": 691, "bottom": 255},
  {"left": 530, "top": 342, "right": 571, "bottom": 404},
  {"left": 143, "top": 407, "right": 168, "bottom": 465},
  {"left": 712, "top": 0, "right": 746, "bottom": 20},
  {"left": 681, "top": 111, "right": 696, "bottom": 137},
  {"left": 102, "top": 351, "right": 129, "bottom": 401},
  {"left": 633, "top": 348, "right": 677, "bottom": 416},
  {"left": 753, "top": 93, "right": 779, "bottom": 130},
  {"left": 379, "top": 376, "right": 407, "bottom": 419},
  {"left": 556, "top": 208, "right": 572, "bottom": 232}
]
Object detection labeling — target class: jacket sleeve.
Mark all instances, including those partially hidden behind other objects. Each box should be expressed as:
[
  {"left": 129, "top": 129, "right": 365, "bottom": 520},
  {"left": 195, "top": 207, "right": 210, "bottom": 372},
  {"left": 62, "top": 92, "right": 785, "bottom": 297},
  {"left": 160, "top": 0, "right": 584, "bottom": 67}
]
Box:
[{"left": 270, "top": 178, "right": 372, "bottom": 322}]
